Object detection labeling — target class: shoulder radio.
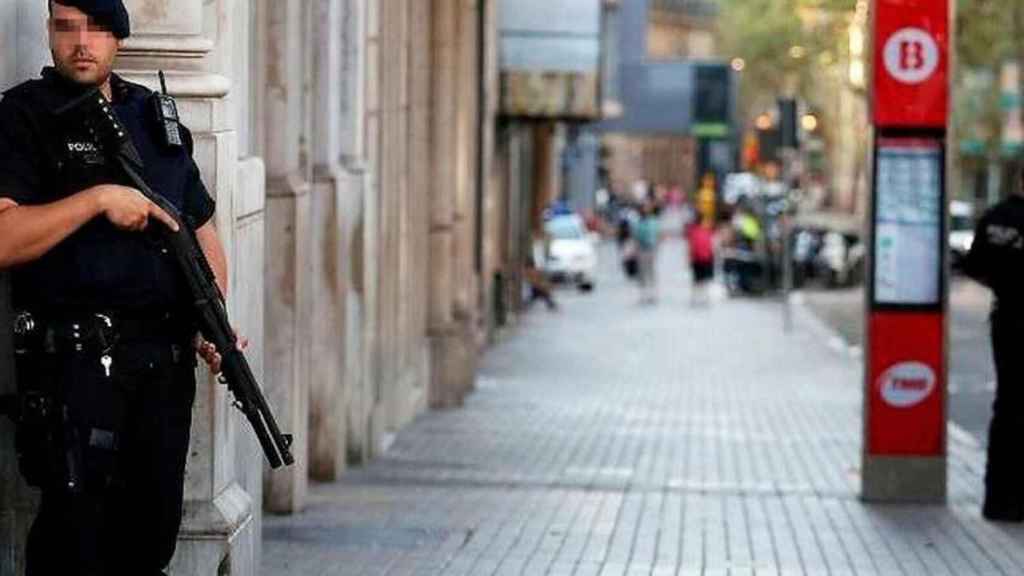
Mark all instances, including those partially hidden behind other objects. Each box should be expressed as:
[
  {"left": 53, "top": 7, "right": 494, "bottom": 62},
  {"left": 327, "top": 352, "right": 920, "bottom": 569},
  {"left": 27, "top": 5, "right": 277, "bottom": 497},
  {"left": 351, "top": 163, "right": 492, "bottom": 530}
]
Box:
[{"left": 152, "top": 71, "right": 183, "bottom": 149}]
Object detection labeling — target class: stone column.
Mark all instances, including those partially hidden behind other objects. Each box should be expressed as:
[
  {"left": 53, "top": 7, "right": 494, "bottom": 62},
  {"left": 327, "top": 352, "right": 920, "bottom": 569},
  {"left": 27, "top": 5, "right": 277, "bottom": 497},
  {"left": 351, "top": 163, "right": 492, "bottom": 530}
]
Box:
[
  {"left": 374, "top": 0, "right": 397, "bottom": 439},
  {"left": 409, "top": 0, "right": 434, "bottom": 415},
  {"left": 532, "top": 123, "right": 557, "bottom": 232},
  {"left": 359, "top": 0, "right": 385, "bottom": 458},
  {"left": 307, "top": 0, "right": 349, "bottom": 483},
  {"left": 0, "top": 3, "right": 55, "bottom": 570},
  {"left": 478, "top": 0, "right": 502, "bottom": 340},
  {"left": 428, "top": 0, "right": 467, "bottom": 410},
  {"left": 373, "top": 0, "right": 428, "bottom": 439},
  {"left": 115, "top": 0, "right": 263, "bottom": 573},
  {"left": 453, "top": 0, "right": 478, "bottom": 315},
  {"left": 392, "top": 0, "right": 429, "bottom": 433},
  {"left": 338, "top": 0, "right": 376, "bottom": 465},
  {"left": 259, "top": 0, "right": 313, "bottom": 514},
  {"left": 452, "top": 0, "right": 482, "bottom": 401}
]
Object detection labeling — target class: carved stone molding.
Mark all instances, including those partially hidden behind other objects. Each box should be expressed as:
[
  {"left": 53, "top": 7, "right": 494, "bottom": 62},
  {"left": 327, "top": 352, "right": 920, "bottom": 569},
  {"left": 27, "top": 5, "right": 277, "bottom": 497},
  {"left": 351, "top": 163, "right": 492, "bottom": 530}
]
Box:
[
  {"left": 118, "top": 71, "right": 231, "bottom": 99},
  {"left": 121, "top": 0, "right": 211, "bottom": 61},
  {"left": 120, "top": 36, "right": 215, "bottom": 60}
]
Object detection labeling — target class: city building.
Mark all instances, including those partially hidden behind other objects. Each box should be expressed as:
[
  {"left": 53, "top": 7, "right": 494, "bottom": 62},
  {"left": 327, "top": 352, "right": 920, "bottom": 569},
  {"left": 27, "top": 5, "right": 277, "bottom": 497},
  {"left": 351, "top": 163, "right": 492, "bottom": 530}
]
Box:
[{"left": 596, "top": 0, "right": 736, "bottom": 204}]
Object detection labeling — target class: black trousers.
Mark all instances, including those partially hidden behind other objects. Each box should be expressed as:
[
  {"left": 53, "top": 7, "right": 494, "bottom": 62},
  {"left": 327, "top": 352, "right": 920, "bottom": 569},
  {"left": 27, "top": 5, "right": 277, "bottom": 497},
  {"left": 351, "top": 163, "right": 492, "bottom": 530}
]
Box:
[
  {"left": 25, "top": 340, "right": 197, "bottom": 576},
  {"left": 985, "top": 311, "right": 1024, "bottom": 520}
]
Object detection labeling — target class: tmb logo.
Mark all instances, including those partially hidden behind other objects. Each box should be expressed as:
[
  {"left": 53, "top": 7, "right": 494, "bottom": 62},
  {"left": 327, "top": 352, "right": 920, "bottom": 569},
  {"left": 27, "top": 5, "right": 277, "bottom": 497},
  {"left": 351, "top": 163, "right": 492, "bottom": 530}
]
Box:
[
  {"left": 879, "top": 362, "right": 937, "bottom": 408},
  {"left": 883, "top": 27, "right": 940, "bottom": 85}
]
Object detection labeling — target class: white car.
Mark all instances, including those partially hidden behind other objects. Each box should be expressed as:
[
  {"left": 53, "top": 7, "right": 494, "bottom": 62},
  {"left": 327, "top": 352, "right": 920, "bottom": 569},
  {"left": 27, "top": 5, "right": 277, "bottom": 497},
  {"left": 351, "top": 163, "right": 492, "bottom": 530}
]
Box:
[{"left": 542, "top": 215, "right": 598, "bottom": 289}]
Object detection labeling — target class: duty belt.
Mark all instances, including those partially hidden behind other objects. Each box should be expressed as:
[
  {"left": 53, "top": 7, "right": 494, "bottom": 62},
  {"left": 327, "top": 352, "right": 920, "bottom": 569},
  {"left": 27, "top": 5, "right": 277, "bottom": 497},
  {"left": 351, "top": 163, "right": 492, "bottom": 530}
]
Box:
[{"left": 21, "top": 309, "right": 196, "bottom": 345}]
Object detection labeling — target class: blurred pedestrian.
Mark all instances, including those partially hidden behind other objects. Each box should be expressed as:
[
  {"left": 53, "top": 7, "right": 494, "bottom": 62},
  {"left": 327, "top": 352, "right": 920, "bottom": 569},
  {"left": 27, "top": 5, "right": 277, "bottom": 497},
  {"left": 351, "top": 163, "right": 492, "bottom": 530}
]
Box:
[
  {"left": 669, "top": 185, "right": 684, "bottom": 207},
  {"left": 723, "top": 199, "right": 764, "bottom": 295},
  {"left": 523, "top": 257, "right": 558, "bottom": 312},
  {"left": 965, "top": 167, "right": 1024, "bottom": 523},
  {"left": 687, "top": 218, "right": 716, "bottom": 307},
  {"left": 631, "top": 199, "right": 661, "bottom": 304},
  {"left": 617, "top": 203, "right": 639, "bottom": 280},
  {"left": 632, "top": 179, "right": 649, "bottom": 204},
  {"left": 616, "top": 209, "right": 632, "bottom": 249},
  {"left": 696, "top": 173, "right": 717, "bottom": 224},
  {"left": 732, "top": 198, "right": 762, "bottom": 251}
]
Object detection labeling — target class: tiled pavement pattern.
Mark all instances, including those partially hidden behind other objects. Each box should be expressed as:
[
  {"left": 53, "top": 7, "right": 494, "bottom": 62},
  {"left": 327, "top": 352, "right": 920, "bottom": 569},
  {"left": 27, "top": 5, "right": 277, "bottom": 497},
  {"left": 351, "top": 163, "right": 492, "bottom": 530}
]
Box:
[{"left": 262, "top": 234, "right": 1024, "bottom": 575}]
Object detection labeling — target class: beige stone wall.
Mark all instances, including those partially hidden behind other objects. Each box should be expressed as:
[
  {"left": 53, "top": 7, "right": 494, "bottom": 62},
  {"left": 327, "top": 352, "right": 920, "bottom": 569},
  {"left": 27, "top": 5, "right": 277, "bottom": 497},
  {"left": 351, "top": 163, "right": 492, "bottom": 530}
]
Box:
[
  {"left": 604, "top": 134, "right": 698, "bottom": 197},
  {"left": 648, "top": 11, "right": 717, "bottom": 60}
]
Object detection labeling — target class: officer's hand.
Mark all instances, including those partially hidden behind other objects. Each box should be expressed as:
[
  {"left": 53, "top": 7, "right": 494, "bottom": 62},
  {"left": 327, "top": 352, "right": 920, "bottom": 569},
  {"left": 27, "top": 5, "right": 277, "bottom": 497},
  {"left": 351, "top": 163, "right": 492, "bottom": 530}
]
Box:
[
  {"left": 196, "top": 333, "right": 250, "bottom": 375},
  {"left": 92, "top": 185, "right": 180, "bottom": 233}
]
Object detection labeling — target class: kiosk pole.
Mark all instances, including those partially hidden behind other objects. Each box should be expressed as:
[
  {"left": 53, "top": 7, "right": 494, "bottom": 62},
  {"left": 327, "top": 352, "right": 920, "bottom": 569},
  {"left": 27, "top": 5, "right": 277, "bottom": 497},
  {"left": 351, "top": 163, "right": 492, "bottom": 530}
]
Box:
[{"left": 862, "top": 0, "right": 952, "bottom": 503}]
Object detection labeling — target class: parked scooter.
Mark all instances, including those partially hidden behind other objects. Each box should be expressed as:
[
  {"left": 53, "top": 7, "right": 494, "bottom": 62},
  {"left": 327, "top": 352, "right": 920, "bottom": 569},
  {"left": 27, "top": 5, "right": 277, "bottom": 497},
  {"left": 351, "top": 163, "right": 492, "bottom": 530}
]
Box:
[
  {"left": 722, "top": 247, "right": 766, "bottom": 295},
  {"left": 815, "top": 231, "right": 865, "bottom": 288}
]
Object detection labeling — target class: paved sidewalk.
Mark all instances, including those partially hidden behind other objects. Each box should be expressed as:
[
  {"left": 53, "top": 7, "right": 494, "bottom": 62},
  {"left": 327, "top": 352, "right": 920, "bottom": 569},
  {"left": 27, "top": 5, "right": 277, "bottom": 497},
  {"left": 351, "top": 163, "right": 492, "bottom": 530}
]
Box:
[{"left": 263, "top": 236, "right": 1024, "bottom": 576}]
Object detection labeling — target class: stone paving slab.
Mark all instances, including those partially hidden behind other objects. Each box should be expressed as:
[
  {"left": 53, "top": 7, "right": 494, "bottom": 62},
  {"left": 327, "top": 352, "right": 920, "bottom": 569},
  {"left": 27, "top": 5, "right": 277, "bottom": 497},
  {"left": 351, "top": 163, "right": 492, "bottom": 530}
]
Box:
[{"left": 263, "top": 235, "right": 1024, "bottom": 576}]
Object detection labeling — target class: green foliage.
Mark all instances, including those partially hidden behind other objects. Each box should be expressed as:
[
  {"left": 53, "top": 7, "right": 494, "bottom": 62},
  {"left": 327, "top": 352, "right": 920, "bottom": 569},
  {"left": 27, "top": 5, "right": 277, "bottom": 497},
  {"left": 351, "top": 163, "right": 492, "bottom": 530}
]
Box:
[
  {"left": 716, "top": 0, "right": 857, "bottom": 120},
  {"left": 956, "top": 0, "right": 1021, "bottom": 71},
  {"left": 954, "top": 0, "right": 1024, "bottom": 156},
  {"left": 718, "top": 0, "right": 1024, "bottom": 128}
]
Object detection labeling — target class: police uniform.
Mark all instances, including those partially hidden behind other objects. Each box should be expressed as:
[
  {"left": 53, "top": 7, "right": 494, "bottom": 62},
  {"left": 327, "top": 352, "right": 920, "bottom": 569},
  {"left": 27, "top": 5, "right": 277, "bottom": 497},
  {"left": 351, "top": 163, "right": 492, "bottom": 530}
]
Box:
[
  {"left": 966, "top": 192, "right": 1024, "bottom": 522},
  {"left": 0, "top": 2, "right": 216, "bottom": 572}
]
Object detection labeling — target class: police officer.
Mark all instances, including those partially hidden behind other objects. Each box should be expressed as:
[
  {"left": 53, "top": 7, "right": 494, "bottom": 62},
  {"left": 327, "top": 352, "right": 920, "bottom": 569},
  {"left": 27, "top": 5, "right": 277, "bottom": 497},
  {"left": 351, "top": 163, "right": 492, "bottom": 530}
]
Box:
[
  {"left": 0, "top": 1, "right": 234, "bottom": 573},
  {"left": 966, "top": 168, "right": 1024, "bottom": 523}
]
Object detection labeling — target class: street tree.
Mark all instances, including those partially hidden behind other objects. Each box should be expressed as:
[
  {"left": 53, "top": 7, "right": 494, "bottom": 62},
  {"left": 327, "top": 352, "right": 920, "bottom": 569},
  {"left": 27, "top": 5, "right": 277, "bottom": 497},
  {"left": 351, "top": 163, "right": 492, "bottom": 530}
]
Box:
[{"left": 716, "top": 0, "right": 858, "bottom": 124}]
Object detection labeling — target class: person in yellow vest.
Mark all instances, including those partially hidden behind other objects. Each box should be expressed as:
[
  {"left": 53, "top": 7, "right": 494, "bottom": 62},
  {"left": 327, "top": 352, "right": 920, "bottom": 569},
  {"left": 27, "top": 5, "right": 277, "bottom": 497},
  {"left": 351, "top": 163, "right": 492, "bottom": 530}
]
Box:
[{"left": 696, "top": 173, "right": 717, "bottom": 224}]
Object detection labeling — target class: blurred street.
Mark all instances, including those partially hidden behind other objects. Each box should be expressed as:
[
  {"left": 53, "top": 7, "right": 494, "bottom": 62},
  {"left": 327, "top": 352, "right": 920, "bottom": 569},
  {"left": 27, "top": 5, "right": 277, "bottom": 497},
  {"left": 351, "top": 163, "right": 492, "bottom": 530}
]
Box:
[
  {"left": 804, "top": 279, "right": 996, "bottom": 444},
  {"left": 263, "top": 226, "right": 1024, "bottom": 576}
]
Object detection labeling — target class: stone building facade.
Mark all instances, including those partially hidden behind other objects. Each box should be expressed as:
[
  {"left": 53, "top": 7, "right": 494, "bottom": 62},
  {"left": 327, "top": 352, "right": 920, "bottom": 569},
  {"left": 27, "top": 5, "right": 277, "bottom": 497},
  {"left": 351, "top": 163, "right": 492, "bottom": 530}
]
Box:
[
  {"left": 648, "top": 2, "right": 717, "bottom": 60},
  {"left": 0, "top": 0, "right": 502, "bottom": 574},
  {"left": 597, "top": 0, "right": 735, "bottom": 202}
]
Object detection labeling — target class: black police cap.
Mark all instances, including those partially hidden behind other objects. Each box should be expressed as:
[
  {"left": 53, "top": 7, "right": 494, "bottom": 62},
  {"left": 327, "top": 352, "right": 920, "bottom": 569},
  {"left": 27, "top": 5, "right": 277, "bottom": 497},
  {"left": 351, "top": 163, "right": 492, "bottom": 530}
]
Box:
[{"left": 52, "top": 0, "right": 131, "bottom": 39}]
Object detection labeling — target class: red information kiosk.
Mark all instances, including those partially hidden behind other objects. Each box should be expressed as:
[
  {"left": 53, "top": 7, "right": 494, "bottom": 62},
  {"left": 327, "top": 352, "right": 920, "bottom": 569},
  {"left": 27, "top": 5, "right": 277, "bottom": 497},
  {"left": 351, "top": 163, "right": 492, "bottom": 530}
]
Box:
[{"left": 862, "top": 0, "right": 951, "bottom": 502}]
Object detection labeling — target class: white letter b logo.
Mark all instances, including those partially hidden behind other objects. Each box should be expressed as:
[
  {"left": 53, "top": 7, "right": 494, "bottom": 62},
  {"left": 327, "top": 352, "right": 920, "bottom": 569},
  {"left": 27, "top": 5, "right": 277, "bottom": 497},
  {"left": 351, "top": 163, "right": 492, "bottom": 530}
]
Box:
[
  {"left": 884, "top": 28, "right": 939, "bottom": 84},
  {"left": 900, "top": 41, "right": 925, "bottom": 71}
]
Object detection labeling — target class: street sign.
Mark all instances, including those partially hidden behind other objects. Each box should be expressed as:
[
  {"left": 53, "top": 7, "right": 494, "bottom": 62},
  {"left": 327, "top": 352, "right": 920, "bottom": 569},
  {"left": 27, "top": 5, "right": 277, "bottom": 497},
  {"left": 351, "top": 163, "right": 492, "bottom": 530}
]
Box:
[
  {"left": 872, "top": 0, "right": 949, "bottom": 128},
  {"left": 867, "top": 136, "right": 947, "bottom": 456},
  {"left": 864, "top": 0, "right": 950, "bottom": 503},
  {"left": 872, "top": 138, "right": 943, "bottom": 306}
]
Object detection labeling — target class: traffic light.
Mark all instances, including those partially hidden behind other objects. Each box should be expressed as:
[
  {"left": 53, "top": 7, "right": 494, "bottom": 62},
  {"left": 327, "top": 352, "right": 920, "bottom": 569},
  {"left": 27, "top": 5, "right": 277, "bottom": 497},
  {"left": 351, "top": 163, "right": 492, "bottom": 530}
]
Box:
[{"left": 694, "top": 65, "right": 731, "bottom": 126}]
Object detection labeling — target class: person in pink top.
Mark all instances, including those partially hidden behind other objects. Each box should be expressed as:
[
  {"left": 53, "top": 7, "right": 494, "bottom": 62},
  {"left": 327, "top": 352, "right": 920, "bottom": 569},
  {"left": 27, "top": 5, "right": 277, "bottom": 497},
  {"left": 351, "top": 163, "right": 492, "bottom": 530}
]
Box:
[{"left": 687, "top": 218, "right": 716, "bottom": 306}]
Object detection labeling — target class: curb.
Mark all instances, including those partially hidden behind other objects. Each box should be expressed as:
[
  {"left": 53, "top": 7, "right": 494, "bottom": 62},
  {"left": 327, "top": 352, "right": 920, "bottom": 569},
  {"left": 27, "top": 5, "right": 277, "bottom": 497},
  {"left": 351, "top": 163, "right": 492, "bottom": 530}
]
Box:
[{"left": 789, "top": 290, "right": 984, "bottom": 454}]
